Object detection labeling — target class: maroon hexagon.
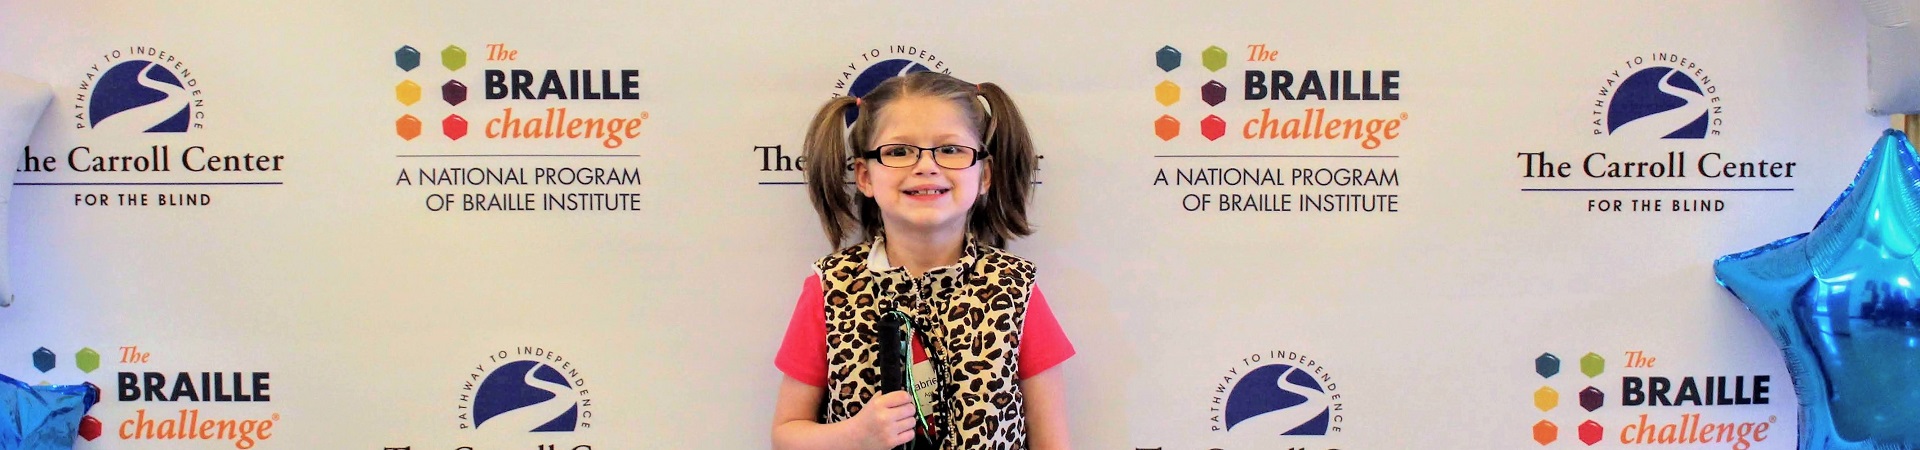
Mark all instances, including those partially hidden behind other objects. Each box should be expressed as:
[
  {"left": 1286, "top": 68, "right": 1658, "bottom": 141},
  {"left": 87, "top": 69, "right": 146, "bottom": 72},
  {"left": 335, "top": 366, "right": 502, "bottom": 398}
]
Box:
[
  {"left": 79, "top": 415, "right": 102, "bottom": 441},
  {"left": 1201, "top": 115, "right": 1226, "bottom": 141},
  {"left": 442, "top": 80, "right": 467, "bottom": 106},
  {"left": 1578, "top": 420, "right": 1603, "bottom": 445},
  {"left": 443, "top": 114, "right": 468, "bottom": 140},
  {"left": 1202, "top": 80, "right": 1226, "bottom": 106},
  {"left": 1579, "top": 386, "right": 1604, "bottom": 412},
  {"left": 82, "top": 382, "right": 100, "bottom": 413}
]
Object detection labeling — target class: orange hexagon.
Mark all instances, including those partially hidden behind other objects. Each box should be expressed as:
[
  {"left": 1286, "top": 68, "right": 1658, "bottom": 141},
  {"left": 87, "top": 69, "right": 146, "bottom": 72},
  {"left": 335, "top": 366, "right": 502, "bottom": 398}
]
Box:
[
  {"left": 1154, "top": 115, "right": 1180, "bottom": 141},
  {"left": 1533, "top": 420, "right": 1557, "bottom": 445},
  {"left": 396, "top": 115, "right": 422, "bottom": 141}
]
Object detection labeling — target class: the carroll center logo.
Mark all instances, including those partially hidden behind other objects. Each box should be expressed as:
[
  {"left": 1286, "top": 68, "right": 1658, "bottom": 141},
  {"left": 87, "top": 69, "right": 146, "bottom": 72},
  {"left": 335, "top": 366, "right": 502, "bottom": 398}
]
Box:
[
  {"left": 1210, "top": 350, "right": 1343, "bottom": 436},
  {"left": 830, "top": 45, "right": 951, "bottom": 124},
  {"left": 75, "top": 46, "right": 204, "bottom": 133},
  {"left": 457, "top": 347, "right": 593, "bottom": 432},
  {"left": 750, "top": 45, "right": 955, "bottom": 182},
  {"left": 1592, "top": 53, "right": 1721, "bottom": 139}
]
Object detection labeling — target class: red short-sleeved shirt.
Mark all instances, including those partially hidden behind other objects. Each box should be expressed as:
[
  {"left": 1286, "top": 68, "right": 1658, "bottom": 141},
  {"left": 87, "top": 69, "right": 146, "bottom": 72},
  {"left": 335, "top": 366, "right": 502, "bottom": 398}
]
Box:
[{"left": 775, "top": 273, "right": 1075, "bottom": 387}]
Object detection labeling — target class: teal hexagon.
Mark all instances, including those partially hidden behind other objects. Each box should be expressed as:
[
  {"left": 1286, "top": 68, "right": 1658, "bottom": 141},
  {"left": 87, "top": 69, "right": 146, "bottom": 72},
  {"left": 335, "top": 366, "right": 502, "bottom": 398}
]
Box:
[
  {"left": 31, "top": 347, "right": 54, "bottom": 372},
  {"left": 1155, "top": 46, "right": 1181, "bottom": 72},
  {"left": 394, "top": 45, "right": 421, "bottom": 71},
  {"left": 1535, "top": 353, "right": 1561, "bottom": 378}
]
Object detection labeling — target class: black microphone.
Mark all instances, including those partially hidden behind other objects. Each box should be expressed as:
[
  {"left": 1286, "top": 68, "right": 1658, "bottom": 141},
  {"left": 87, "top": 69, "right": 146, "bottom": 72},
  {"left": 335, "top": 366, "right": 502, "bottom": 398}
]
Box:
[{"left": 877, "top": 312, "right": 908, "bottom": 394}]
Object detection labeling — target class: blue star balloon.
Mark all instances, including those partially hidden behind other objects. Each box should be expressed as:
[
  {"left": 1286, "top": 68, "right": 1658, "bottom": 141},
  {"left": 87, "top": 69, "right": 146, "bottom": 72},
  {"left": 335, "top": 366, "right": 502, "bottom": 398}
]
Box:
[{"left": 1716, "top": 129, "right": 1920, "bottom": 449}]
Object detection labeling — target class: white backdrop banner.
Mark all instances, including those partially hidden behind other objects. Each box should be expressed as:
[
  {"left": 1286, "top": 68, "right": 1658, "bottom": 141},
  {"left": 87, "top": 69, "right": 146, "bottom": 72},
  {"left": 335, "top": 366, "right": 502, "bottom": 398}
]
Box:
[{"left": 0, "top": 1, "right": 1886, "bottom": 449}]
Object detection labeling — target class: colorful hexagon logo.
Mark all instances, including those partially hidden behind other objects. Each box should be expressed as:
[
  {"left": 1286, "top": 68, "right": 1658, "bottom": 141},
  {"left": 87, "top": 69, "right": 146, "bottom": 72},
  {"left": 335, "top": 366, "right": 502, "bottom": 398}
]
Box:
[
  {"left": 1578, "top": 420, "right": 1604, "bottom": 445},
  {"left": 1535, "top": 353, "right": 1561, "bottom": 378},
  {"left": 1155, "top": 81, "right": 1181, "bottom": 107},
  {"left": 396, "top": 115, "right": 422, "bottom": 141},
  {"left": 31, "top": 347, "right": 54, "bottom": 372},
  {"left": 1533, "top": 386, "right": 1558, "bottom": 412},
  {"left": 1202, "top": 45, "right": 1228, "bottom": 72},
  {"left": 1155, "top": 46, "right": 1181, "bottom": 72},
  {"left": 1202, "top": 81, "right": 1226, "bottom": 106},
  {"left": 394, "top": 45, "right": 421, "bottom": 71},
  {"left": 396, "top": 80, "right": 422, "bottom": 106},
  {"left": 443, "top": 114, "right": 468, "bottom": 140},
  {"left": 1581, "top": 352, "right": 1606, "bottom": 378},
  {"left": 1533, "top": 420, "right": 1558, "bottom": 445},
  {"left": 442, "top": 45, "right": 467, "bottom": 71},
  {"left": 1154, "top": 115, "right": 1180, "bottom": 141},
  {"left": 1201, "top": 115, "right": 1225, "bottom": 141},
  {"left": 1579, "top": 386, "right": 1605, "bottom": 412},
  {"left": 79, "top": 415, "right": 102, "bottom": 441},
  {"left": 443, "top": 80, "right": 467, "bottom": 106},
  {"left": 74, "top": 348, "right": 99, "bottom": 373}
]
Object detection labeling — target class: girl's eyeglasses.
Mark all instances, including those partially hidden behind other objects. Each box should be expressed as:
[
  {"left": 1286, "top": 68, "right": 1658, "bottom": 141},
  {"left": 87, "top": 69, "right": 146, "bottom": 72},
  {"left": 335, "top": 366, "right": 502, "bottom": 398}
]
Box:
[{"left": 861, "top": 144, "right": 988, "bottom": 169}]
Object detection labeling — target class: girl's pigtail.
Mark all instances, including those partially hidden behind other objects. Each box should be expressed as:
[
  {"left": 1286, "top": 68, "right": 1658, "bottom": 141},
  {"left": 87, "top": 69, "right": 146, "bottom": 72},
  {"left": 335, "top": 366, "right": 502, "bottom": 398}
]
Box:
[
  {"left": 804, "top": 96, "right": 862, "bottom": 248},
  {"left": 973, "top": 82, "right": 1036, "bottom": 247}
]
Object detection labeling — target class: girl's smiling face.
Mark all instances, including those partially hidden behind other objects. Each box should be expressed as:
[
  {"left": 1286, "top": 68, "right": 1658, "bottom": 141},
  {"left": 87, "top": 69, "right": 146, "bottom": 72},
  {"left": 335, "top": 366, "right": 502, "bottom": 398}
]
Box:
[{"left": 856, "top": 94, "right": 990, "bottom": 238}]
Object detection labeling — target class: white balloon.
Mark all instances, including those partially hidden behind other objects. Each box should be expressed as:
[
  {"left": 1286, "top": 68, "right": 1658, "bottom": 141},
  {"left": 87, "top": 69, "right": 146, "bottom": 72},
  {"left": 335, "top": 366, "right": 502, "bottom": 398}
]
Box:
[{"left": 0, "top": 72, "right": 52, "bottom": 308}]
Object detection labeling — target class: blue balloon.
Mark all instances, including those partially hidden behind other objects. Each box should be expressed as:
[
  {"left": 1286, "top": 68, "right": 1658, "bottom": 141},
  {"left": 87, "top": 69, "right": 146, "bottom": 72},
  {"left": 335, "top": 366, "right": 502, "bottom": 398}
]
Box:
[
  {"left": 0, "top": 372, "right": 88, "bottom": 450},
  {"left": 1716, "top": 129, "right": 1920, "bottom": 449}
]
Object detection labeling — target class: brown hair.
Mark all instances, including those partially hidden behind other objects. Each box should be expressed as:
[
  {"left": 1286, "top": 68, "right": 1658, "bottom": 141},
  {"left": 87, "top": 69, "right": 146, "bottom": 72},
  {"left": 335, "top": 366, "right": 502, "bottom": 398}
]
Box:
[{"left": 802, "top": 72, "right": 1037, "bottom": 249}]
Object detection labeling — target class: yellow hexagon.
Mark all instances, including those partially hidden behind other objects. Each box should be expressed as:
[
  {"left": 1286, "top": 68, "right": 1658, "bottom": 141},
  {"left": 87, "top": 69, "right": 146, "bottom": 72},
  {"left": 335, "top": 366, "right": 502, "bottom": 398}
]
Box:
[
  {"left": 1534, "top": 386, "right": 1559, "bottom": 412},
  {"left": 1155, "top": 80, "right": 1181, "bottom": 106},
  {"left": 396, "top": 80, "right": 422, "bottom": 106}
]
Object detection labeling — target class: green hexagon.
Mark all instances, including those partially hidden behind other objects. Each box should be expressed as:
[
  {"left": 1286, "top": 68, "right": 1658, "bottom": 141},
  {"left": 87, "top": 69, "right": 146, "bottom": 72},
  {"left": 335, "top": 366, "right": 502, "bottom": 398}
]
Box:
[
  {"left": 74, "top": 348, "right": 100, "bottom": 373},
  {"left": 441, "top": 45, "right": 467, "bottom": 71},
  {"left": 1202, "top": 45, "right": 1228, "bottom": 72},
  {"left": 1581, "top": 352, "right": 1606, "bottom": 378}
]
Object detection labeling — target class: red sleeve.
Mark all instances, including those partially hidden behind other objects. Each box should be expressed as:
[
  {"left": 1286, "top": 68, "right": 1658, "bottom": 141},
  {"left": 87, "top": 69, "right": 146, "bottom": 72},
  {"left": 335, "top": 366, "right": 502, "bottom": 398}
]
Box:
[
  {"left": 775, "top": 274, "right": 829, "bottom": 387},
  {"left": 1018, "top": 286, "right": 1075, "bottom": 378}
]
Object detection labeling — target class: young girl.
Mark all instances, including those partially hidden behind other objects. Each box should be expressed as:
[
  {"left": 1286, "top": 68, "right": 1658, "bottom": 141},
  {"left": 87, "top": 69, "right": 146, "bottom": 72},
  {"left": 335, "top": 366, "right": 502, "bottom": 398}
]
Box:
[{"left": 771, "top": 72, "right": 1075, "bottom": 450}]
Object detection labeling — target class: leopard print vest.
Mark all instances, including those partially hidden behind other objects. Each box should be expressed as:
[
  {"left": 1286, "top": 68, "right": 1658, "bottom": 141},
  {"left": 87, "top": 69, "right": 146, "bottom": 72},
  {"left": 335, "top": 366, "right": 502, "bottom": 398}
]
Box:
[{"left": 813, "top": 236, "right": 1035, "bottom": 449}]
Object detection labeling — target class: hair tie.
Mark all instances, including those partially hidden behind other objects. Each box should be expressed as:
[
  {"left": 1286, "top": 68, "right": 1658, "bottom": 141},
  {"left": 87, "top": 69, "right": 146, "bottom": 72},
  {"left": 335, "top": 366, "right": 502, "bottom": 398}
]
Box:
[{"left": 854, "top": 97, "right": 862, "bottom": 107}]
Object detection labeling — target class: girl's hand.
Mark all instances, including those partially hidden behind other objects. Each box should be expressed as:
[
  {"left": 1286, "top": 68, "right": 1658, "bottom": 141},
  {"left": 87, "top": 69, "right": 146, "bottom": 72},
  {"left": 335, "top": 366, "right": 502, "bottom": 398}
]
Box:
[{"left": 851, "top": 390, "right": 917, "bottom": 450}]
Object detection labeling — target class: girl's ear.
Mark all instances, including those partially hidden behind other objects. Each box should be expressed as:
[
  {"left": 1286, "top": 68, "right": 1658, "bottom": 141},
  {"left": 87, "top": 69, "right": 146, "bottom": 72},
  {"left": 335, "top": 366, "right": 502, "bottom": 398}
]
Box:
[
  {"left": 853, "top": 159, "right": 874, "bottom": 198},
  {"left": 979, "top": 159, "right": 991, "bottom": 196}
]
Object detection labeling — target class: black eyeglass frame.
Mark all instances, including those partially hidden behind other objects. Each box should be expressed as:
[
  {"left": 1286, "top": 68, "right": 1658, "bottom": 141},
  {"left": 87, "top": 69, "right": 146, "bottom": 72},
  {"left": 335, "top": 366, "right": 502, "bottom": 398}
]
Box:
[{"left": 859, "top": 144, "right": 990, "bottom": 169}]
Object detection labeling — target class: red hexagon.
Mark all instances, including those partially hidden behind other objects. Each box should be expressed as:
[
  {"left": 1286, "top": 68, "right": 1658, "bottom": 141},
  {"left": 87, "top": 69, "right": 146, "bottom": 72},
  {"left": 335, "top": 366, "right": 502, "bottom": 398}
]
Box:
[
  {"left": 1201, "top": 115, "right": 1226, "bottom": 141},
  {"left": 79, "top": 415, "right": 102, "bottom": 441},
  {"left": 443, "top": 114, "right": 468, "bottom": 140},
  {"left": 1578, "top": 420, "right": 1603, "bottom": 445},
  {"left": 396, "top": 115, "right": 422, "bottom": 141},
  {"left": 1155, "top": 115, "right": 1180, "bottom": 141}
]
